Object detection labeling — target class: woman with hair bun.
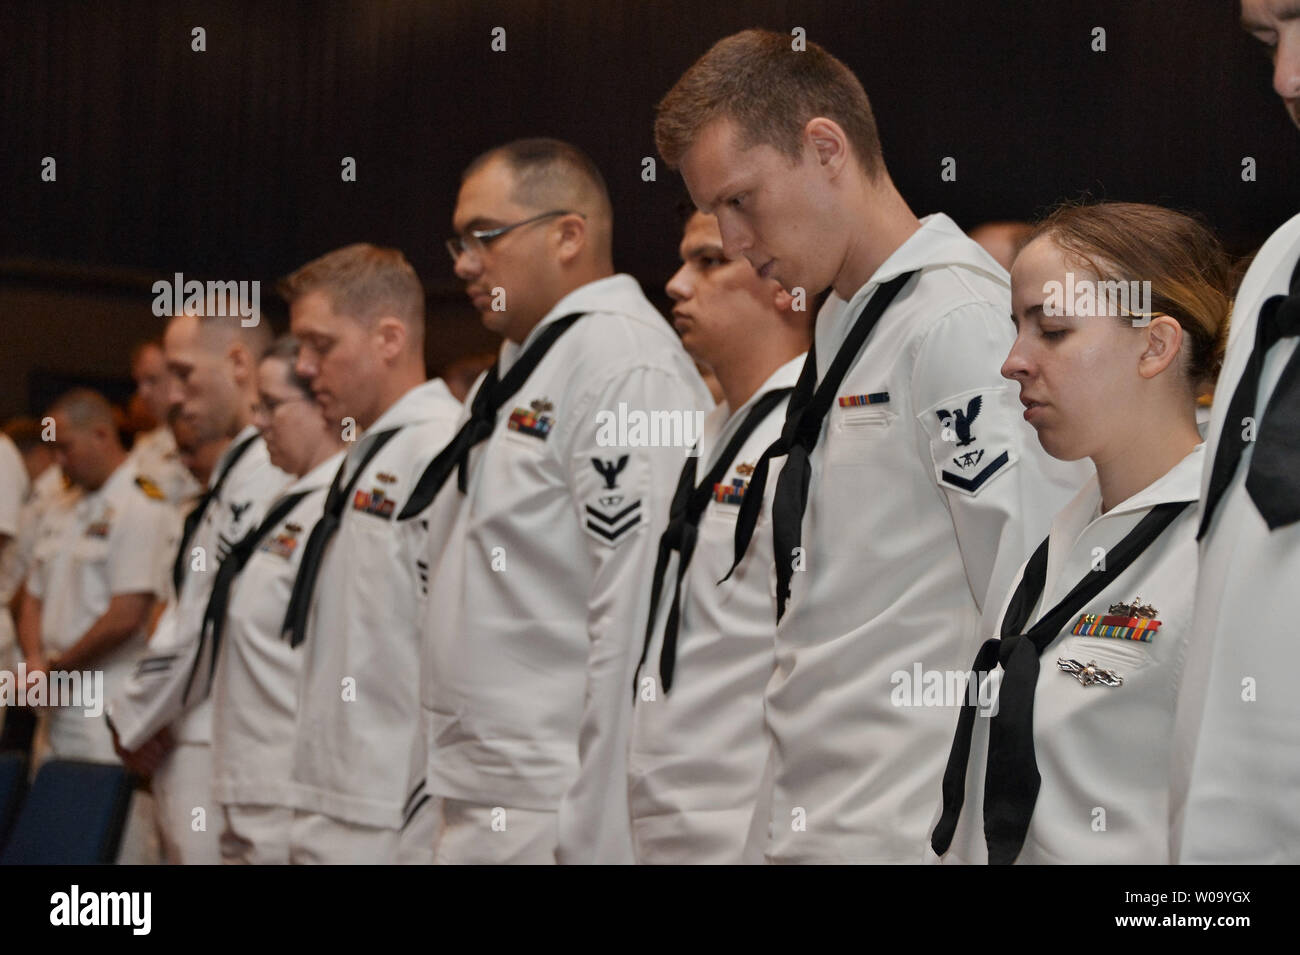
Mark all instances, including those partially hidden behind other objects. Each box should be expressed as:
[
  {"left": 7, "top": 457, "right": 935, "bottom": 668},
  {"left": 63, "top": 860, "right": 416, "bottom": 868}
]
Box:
[{"left": 929, "top": 201, "right": 1232, "bottom": 864}]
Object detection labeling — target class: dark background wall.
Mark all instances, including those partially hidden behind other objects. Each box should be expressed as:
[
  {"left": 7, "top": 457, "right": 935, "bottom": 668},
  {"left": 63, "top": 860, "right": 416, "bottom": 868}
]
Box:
[{"left": 2, "top": 0, "right": 1296, "bottom": 416}]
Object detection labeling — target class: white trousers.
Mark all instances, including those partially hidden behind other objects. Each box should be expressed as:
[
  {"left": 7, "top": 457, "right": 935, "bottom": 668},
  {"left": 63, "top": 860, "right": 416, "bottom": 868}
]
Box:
[
  {"left": 434, "top": 798, "right": 558, "bottom": 864},
  {"left": 220, "top": 803, "right": 293, "bottom": 865},
  {"left": 152, "top": 741, "right": 222, "bottom": 864},
  {"left": 286, "top": 797, "right": 440, "bottom": 864}
]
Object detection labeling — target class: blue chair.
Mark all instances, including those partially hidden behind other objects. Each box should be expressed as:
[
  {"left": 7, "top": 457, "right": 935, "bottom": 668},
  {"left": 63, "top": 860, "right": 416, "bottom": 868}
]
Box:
[
  {"left": 0, "top": 759, "right": 133, "bottom": 864},
  {"left": 0, "top": 752, "right": 27, "bottom": 851}
]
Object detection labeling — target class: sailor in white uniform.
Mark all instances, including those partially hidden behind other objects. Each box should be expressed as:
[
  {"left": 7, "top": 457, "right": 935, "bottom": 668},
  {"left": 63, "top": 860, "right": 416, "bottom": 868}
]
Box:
[
  {"left": 208, "top": 337, "right": 345, "bottom": 864},
  {"left": 19, "top": 390, "right": 178, "bottom": 763},
  {"left": 0, "top": 431, "right": 33, "bottom": 676},
  {"left": 280, "top": 243, "right": 461, "bottom": 864},
  {"left": 0, "top": 432, "right": 27, "bottom": 569},
  {"left": 928, "top": 203, "right": 1231, "bottom": 864},
  {"left": 108, "top": 314, "right": 288, "bottom": 864},
  {"left": 407, "top": 139, "right": 711, "bottom": 864},
  {"left": 0, "top": 424, "right": 63, "bottom": 749},
  {"left": 659, "top": 30, "right": 1088, "bottom": 862},
  {"left": 1170, "top": 0, "right": 1300, "bottom": 865},
  {"left": 628, "top": 208, "right": 809, "bottom": 864},
  {"left": 17, "top": 390, "right": 179, "bottom": 865}
]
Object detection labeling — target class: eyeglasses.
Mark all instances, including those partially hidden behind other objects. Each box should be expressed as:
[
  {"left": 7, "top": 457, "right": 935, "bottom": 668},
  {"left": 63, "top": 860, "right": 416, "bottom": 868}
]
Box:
[
  {"left": 252, "top": 394, "right": 313, "bottom": 418},
  {"left": 445, "top": 210, "right": 584, "bottom": 264}
]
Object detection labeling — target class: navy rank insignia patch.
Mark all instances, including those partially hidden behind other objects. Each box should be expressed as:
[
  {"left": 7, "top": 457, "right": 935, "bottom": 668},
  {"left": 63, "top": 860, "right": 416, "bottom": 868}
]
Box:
[
  {"left": 924, "top": 388, "right": 1017, "bottom": 496},
  {"left": 591, "top": 455, "right": 629, "bottom": 489},
  {"left": 585, "top": 498, "right": 641, "bottom": 543},
  {"left": 585, "top": 455, "right": 640, "bottom": 545},
  {"left": 838, "top": 392, "right": 890, "bottom": 407},
  {"left": 508, "top": 398, "right": 556, "bottom": 440},
  {"left": 1070, "top": 597, "right": 1162, "bottom": 643},
  {"left": 936, "top": 395, "right": 982, "bottom": 446},
  {"left": 262, "top": 522, "right": 303, "bottom": 560},
  {"left": 353, "top": 487, "right": 395, "bottom": 518},
  {"left": 134, "top": 475, "right": 166, "bottom": 500}
]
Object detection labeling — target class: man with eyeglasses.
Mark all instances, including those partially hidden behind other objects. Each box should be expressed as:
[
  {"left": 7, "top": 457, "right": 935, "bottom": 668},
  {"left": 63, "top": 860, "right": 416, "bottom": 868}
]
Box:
[
  {"left": 402, "top": 137, "right": 711, "bottom": 864},
  {"left": 276, "top": 243, "right": 461, "bottom": 863},
  {"left": 107, "top": 312, "right": 288, "bottom": 864}
]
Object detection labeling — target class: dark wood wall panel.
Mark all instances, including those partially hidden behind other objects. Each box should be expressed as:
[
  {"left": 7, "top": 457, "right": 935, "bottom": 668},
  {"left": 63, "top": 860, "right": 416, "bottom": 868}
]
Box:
[{"left": 1, "top": 0, "right": 1295, "bottom": 414}]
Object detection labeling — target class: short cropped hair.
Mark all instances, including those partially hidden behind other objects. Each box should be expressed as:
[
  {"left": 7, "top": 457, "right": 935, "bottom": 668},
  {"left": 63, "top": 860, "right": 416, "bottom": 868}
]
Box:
[
  {"left": 48, "top": 388, "right": 117, "bottom": 433},
  {"left": 655, "top": 29, "right": 884, "bottom": 178},
  {"left": 277, "top": 243, "right": 425, "bottom": 337},
  {"left": 190, "top": 315, "right": 274, "bottom": 363},
  {"left": 462, "top": 138, "right": 612, "bottom": 222}
]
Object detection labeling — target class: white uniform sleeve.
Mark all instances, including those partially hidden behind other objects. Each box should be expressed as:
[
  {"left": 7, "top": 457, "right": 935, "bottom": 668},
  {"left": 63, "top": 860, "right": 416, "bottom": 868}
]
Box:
[
  {"left": 911, "top": 303, "right": 1064, "bottom": 616},
  {"left": 108, "top": 600, "right": 184, "bottom": 749},
  {"left": 24, "top": 530, "right": 48, "bottom": 600},
  {"left": 109, "top": 493, "right": 180, "bottom": 597},
  {"left": 108, "top": 479, "right": 255, "bottom": 749},
  {"left": 0, "top": 435, "right": 29, "bottom": 538},
  {"left": 555, "top": 365, "right": 707, "bottom": 864}
]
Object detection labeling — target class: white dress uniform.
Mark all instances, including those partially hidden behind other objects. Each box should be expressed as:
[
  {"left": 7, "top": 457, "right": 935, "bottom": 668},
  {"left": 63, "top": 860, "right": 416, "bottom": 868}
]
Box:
[
  {"left": 211, "top": 451, "right": 341, "bottom": 864},
  {"left": 287, "top": 379, "right": 460, "bottom": 864},
  {"left": 26, "top": 456, "right": 180, "bottom": 762},
  {"left": 107, "top": 426, "right": 289, "bottom": 864},
  {"left": 419, "top": 274, "right": 711, "bottom": 864},
  {"left": 0, "top": 433, "right": 26, "bottom": 530},
  {"left": 0, "top": 433, "right": 26, "bottom": 537},
  {"left": 932, "top": 444, "right": 1204, "bottom": 864},
  {"left": 1171, "top": 212, "right": 1300, "bottom": 863},
  {"left": 0, "top": 435, "right": 33, "bottom": 672},
  {"left": 755, "top": 214, "right": 1090, "bottom": 863},
  {"left": 0, "top": 465, "right": 68, "bottom": 604},
  {"left": 627, "top": 355, "right": 801, "bottom": 864},
  {"left": 0, "top": 466, "right": 71, "bottom": 742},
  {"left": 130, "top": 425, "right": 202, "bottom": 506}
]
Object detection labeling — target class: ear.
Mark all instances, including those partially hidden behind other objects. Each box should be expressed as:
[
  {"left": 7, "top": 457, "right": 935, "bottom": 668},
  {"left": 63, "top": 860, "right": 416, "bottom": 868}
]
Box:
[
  {"left": 1137, "top": 314, "right": 1184, "bottom": 380},
  {"left": 226, "top": 340, "right": 255, "bottom": 387},
  {"left": 373, "top": 316, "right": 407, "bottom": 362},
  {"left": 772, "top": 286, "right": 795, "bottom": 314},
  {"left": 803, "top": 117, "right": 849, "bottom": 177},
  {"left": 553, "top": 213, "right": 588, "bottom": 265}
]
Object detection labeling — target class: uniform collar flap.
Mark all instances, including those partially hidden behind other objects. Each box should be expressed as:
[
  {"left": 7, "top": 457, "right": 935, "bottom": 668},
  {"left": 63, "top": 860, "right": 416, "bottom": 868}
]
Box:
[
  {"left": 292, "top": 450, "right": 346, "bottom": 493},
  {"left": 841, "top": 213, "right": 1008, "bottom": 309},
  {"left": 509, "top": 273, "right": 647, "bottom": 362},
  {"left": 1055, "top": 443, "right": 1205, "bottom": 547},
  {"left": 365, "top": 378, "right": 455, "bottom": 436},
  {"left": 211, "top": 425, "right": 262, "bottom": 488},
  {"left": 1100, "top": 442, "right": 1205, "bottom": 518}
]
